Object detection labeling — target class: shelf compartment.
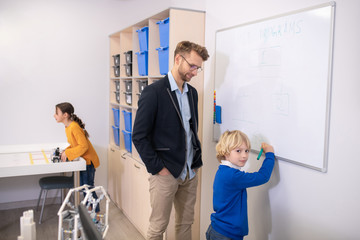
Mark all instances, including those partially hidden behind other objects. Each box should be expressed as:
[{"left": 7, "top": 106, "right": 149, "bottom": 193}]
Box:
[
  {"left": 156, "top": 46, "right": 169, "bottom": 75},
  {"left": 122, "top": 109, "right": 132, "bottom": 132},
  {"left": 112, "top": 126, "right": 120, "bottom": 146},
  {"left": 136, "top": 26, "right": 149, "bottom": 52},
  {"left": 135, "top": 51, "right": 148, "bottom": 76},
  {"left": 112, "top": 107, "right": 120, "bottom": 127},
  {"left": 122, "top": 130, "right": 132, "bottom": 153},
  {"left": 157, "top": 17, "right": 169, "bottom": 47}
]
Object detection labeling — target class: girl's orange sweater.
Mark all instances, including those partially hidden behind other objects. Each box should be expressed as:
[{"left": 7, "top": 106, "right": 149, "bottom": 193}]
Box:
[{"left": 64, "top": 121, "right": 100, "bottom": 168}]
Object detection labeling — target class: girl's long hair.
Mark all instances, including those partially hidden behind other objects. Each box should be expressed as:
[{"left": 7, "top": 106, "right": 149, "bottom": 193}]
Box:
[{"left": 56, "top": 102, "right": 90, "bottom": 138}]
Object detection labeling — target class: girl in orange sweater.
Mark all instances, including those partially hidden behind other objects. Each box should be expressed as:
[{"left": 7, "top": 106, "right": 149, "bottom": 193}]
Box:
[{"left": 54, "top": 102, "right": 100, "bottom": 212}]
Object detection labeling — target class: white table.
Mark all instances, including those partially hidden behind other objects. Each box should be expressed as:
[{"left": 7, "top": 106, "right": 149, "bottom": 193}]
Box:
[{"left": 0, "top": 142, "right": 86, "bottom": 204}]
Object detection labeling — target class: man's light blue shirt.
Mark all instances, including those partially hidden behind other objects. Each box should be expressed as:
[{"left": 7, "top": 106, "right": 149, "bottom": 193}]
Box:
[{"left": 168, "top": 71, "right": 195, "bottom": 180}]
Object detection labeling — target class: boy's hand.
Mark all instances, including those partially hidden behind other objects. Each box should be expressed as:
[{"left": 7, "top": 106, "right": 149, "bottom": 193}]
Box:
[{"left": 261, "top": 143, "right": 274, "bottom": 153}]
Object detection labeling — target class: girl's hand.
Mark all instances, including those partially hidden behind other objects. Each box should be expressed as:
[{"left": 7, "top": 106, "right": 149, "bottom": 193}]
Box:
[
  {"left": 60, "top": 151, "right": 67, "bottom": 162},
  {"left": 261, "top": 143, "right": 274, "bottom": 153}
]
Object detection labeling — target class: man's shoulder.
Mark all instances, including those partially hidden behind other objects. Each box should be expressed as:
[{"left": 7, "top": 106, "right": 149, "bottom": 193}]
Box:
[
  {"left": 147, "top": 75, "right": 168, "bottom": 89},
  {"left": 140, "top": 76, "right": 169, "bottom": 100}
]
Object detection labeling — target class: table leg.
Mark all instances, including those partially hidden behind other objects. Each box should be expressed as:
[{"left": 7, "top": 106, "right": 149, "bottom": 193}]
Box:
[{"left": 74, "top": 170, "right": 80, "bottom": 206}]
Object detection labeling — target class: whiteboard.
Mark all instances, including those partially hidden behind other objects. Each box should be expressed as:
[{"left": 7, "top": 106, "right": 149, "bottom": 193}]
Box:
[{"left": 214, "top": 2, "right": 335, "bottom": 172}]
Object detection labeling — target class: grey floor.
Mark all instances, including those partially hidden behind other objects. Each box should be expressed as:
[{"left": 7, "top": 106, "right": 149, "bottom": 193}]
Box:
[{"left": 0, "top": 200, "right": 145, "bottom": 240}]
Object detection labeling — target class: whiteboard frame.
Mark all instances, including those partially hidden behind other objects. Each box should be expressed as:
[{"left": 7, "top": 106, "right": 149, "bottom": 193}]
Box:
[{"left": 213, "top": 2, "right": 336, "bottom": 172}]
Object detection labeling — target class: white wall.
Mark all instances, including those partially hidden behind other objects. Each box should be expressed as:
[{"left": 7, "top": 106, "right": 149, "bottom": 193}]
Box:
[
  {"left": 0, "top": 0, "right": 205, "bottom": 204},
  {"left": 200, "top": 0, "right": 360, "bottom": 239}
]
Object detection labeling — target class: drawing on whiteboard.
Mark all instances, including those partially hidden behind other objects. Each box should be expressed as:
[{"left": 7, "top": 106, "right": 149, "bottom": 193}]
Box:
[
  {"left": 272, "top": 93, "right": 289, "bottom": 116},
  {"left": 259, "top": 46, "right": 282, "bottom": 66},
  {"left": 232, "top": 91, "right": 257, "bottom": 124},
  {"left": 249, "top": 46, "right": 282, "bottom": 79},
  {"left": 250, "top": 131, "right": 269, "bottom": 150}
]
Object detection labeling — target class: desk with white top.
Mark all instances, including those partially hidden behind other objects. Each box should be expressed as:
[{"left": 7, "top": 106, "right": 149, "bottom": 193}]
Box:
[{"left": 0, "top": 142, "right": 86, "bottom": 204}]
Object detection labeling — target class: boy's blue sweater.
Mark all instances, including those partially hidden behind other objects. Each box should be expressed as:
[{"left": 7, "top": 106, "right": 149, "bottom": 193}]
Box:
[{"left": 210, "top": 152, "right": 275, "bottom": 240}]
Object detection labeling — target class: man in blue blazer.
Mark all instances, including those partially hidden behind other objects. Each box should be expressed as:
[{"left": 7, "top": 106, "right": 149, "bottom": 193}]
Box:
[{"left": 132, "top": 41, "right": 209, "bottom": 240}]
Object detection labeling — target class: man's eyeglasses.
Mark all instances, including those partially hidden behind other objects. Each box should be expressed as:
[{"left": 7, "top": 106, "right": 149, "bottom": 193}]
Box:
[{"left": 180, "top": 55, "right": 203, "bottom": 73}]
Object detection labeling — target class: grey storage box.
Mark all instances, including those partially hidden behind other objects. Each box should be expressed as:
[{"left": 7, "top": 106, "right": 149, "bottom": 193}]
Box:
[
  {"left": 137, "top": 80, "right": 148, "bottom": 93},
  {"left": 113, "top": 66, "right": 120, "bottom": 77},
  {"left": 124, "top": 51, "right": 132, "bottom": 64},
  {"left": 114, "top": 91, "right": 120, "bottom": 103},
  {"left": 124, "top": 80, "right": 132, "bottom": 92},
  {"left": 124, "top": 64, "right": 132, "bottom": 77},
  {"left": 115, "top": 80, "right": 120, "bottom": 91},
  {"left": 112, "top": 54, "right": 120, "bottom": 66},
  {"left": 124, "top": 92, "right": 132, "bottom": 105}
]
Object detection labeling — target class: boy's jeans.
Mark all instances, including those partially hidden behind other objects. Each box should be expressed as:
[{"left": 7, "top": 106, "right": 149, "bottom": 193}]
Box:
[{"left": 206, "top": 224, "right": 233, "bottom": 240}]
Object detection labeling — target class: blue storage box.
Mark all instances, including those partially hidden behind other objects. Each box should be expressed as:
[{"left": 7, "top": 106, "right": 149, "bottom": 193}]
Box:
[
  {"left": 136, "top": 26, "right": 149, "bottom": 52},
  {"left": 112, "top": 108, "right": 120, "bottom": 127},
  {"left": 122, "top": 130, "right": 132, "bottom": 153},
  {"left": 122, "top": 110, "right": 132, "bottom": 132},
  {"left": 156, "top": 46, "right": 169, "bottom": 75},
  {"left": 112, "top": 126, "right": 120, "bottom": 146},
  {"left": 136, "top": 51, "right": 148, "bottom": 76},
  {"left": 157, "top": 18, "right": 169, "bottom": 47}
]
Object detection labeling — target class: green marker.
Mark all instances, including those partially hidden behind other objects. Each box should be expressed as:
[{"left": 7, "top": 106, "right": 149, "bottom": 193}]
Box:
[{"left": 257, "top": 148, "right": 263, "bottom": 160}]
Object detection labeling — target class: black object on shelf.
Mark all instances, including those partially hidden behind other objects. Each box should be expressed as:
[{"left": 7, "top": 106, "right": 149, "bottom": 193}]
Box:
[
  {"left": 112, "top": 54, "right": 120, "bottom": 66},
  {"left": 124, "top": 64, "right": 132, "bottom": 77},
  {"left": 124, "top": 51, "right": 132, "bottom": 64},
  {"left": 113, "top": 66, "right": 120, "bottom": 77}
]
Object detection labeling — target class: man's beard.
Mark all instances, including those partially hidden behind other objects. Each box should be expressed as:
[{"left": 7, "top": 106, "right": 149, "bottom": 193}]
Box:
[{"left": 178, "top": 68, "right": 192, "bottom": 83}]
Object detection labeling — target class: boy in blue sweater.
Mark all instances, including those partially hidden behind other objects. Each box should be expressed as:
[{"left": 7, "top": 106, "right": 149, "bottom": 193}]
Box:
[{"left": 206, "top": 130, "right": 275, "bottom": 240}]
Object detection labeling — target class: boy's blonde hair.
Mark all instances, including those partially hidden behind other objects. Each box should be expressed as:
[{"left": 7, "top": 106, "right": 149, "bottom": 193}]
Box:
[{"left": 216, "top": 130, "right": 251, "bottom": 162}]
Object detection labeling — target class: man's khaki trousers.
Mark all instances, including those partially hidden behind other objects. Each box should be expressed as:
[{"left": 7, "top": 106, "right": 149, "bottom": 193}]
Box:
[{"left": 147, "top": 172, "right": 199, "bottom": 240}]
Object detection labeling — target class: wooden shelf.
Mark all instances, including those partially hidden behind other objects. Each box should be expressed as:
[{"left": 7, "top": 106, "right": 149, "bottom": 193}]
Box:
[{"left": 108, "top": 8, "right": 205, "bottom": 239}]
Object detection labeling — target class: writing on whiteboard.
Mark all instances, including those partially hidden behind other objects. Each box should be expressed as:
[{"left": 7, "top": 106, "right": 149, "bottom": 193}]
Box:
[{"left": 260, "top": 19, "right": 303, "bottom": 42}]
